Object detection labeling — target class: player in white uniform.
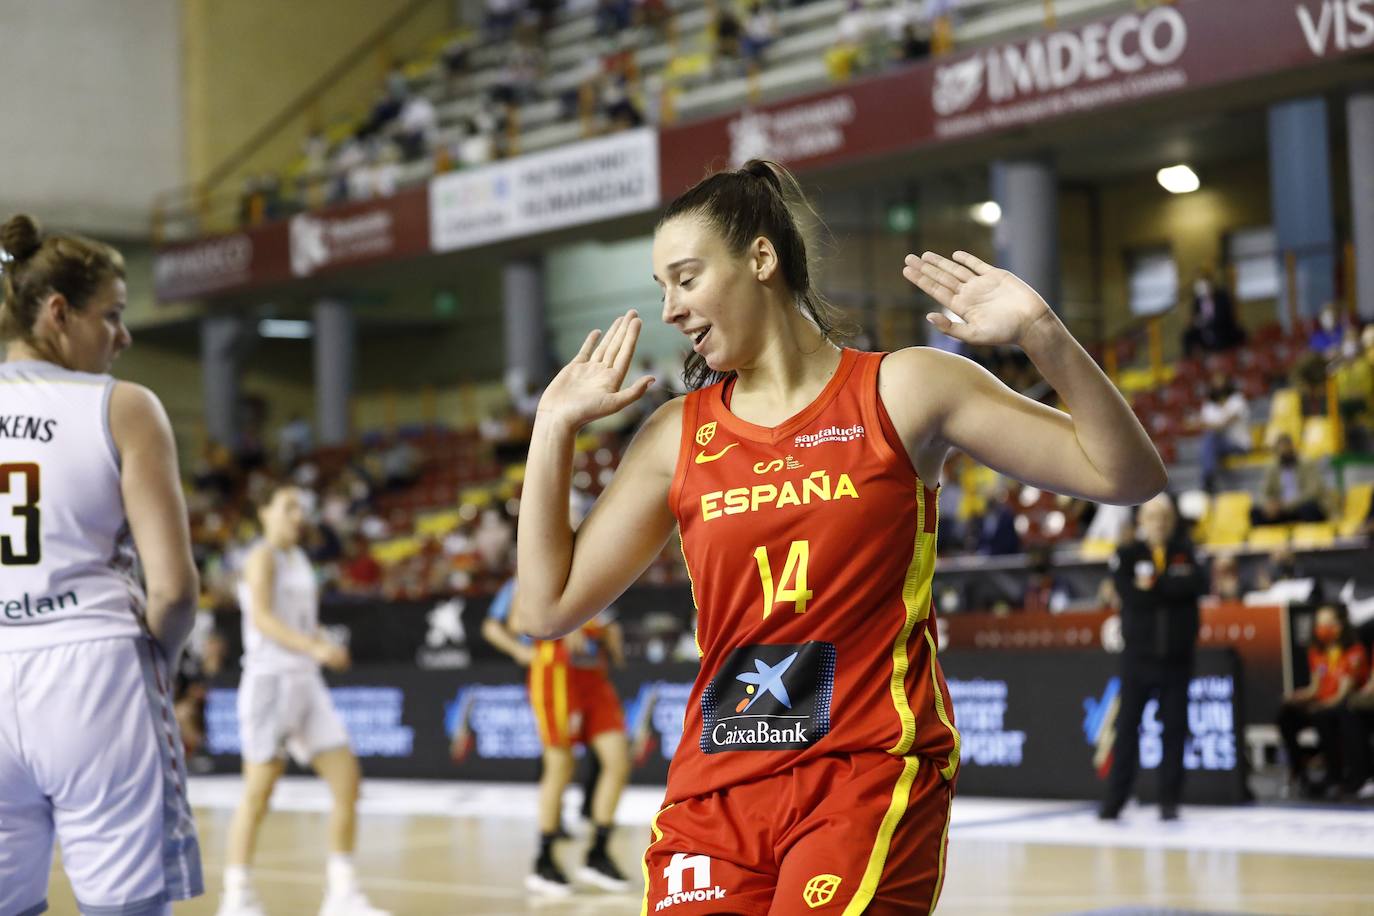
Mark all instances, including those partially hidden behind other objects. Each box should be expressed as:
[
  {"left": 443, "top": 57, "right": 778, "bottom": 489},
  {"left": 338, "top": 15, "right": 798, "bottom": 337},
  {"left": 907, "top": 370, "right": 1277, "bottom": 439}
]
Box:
[
  {"left": 0, "top": 214, "right": 202, "bottom": 916},
  {"left": 217, "top": 485, "right": 389, "bottom": 916}
]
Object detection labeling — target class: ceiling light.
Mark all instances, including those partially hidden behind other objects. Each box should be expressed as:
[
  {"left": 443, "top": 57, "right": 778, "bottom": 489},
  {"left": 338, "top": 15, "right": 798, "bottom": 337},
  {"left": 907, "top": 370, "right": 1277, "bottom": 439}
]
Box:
[
  {"left": 971, "top": 201, "right": 1002, "bottom": 226},
  {"left": 258, "top": 319, "right": 313, "bottom": 339},
  {"left": 1156, "top": 165, "right": 1200, "bottom": 194}
]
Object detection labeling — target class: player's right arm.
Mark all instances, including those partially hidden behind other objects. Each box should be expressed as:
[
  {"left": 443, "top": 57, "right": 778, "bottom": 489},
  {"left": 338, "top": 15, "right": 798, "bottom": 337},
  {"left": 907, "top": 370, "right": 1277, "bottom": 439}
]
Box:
[
  {"left": 110, "top": 382, "right": 199, "bottom": 659},
  {"left": 511, "top": 310, "right": 679, "bottom": 639},
  {"left": 481, "top": 616, "right": 535, "bottom": 666},
  {"left": 243, "top": 543, "right": 348, "bottom": 670}
]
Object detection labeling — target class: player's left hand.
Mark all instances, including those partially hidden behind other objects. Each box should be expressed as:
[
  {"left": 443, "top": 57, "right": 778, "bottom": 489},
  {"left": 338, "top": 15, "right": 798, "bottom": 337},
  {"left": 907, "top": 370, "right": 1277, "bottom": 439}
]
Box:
[{"left": 903, "top": 251, "right": 1053, "bottom": 348}]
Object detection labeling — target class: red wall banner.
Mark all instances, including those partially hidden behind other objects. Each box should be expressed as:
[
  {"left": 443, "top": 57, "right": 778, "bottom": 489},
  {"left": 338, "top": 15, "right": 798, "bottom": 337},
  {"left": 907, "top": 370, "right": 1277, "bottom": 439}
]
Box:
[{"left": 659, "top": 0, "right": 1374, "bottom": 195}]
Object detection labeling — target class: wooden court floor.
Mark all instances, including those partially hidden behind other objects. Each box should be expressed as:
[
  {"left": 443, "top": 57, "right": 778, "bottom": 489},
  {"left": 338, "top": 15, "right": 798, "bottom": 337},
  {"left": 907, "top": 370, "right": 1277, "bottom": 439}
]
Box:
[{"left": 44, "top": 782, "right": 1374, "bottom": 915}]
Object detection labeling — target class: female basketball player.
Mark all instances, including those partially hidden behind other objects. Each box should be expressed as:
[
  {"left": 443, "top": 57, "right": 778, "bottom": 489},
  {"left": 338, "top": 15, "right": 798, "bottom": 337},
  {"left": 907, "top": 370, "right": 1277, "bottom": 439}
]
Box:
[
  {"left": 217, "top": 484, "right": 389, "bottom": 916},
  {"left": 511, "top": 161, "right": 1165, "bottom": 914},
  {"left": 0, "top": 214, "right": 203, "bottom": 916}
]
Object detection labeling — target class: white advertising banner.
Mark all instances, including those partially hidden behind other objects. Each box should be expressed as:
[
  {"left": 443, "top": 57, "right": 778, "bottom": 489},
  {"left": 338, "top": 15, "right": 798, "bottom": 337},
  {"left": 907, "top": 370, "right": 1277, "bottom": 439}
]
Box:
[{"left": 430, "top": 127, "right": 660, "bottom": 253}]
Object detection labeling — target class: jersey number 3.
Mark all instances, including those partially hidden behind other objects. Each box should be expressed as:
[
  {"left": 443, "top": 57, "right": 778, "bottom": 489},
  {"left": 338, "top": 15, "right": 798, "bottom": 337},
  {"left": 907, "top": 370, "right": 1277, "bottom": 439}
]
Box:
[
  {"left": 753, "top": 540, "right": 812, "bottom": 617},
  {"left": 0, "top": 462, "right": 41, "bottom": 566}
]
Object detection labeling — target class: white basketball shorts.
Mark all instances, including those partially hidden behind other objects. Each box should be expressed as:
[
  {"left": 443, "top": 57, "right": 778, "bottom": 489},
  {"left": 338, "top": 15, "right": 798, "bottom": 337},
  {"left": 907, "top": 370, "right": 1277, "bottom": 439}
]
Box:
[
  {"left": 0, "top": 636, "right": 203, "bottom": 916},
  {"left": 236, "top": 668, "right": 350, "bottom": 767}
]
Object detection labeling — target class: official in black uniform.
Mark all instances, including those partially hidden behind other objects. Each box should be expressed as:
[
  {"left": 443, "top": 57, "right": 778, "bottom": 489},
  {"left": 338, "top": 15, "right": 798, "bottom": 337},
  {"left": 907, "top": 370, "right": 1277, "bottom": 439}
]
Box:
[{"left": 1100, "top": 493, "right": 1205, "bottom": 821}]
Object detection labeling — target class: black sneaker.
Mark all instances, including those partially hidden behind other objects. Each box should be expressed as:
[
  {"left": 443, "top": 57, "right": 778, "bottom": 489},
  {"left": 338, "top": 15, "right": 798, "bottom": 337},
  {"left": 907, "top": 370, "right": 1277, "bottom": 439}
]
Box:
[
  {"left": 577, "top": 849, "right": 630, "bottom": 892},
  {"left": 1159, "top": 804, "right": 1180, "bottom": 822},
  {"left": 525, "top": 856, "right": 573, "bottom": 898}
]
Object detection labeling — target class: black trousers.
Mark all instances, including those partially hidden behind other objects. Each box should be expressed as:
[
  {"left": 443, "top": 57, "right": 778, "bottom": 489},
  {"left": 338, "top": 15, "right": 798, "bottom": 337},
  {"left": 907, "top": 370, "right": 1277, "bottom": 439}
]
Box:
[
  {"left": 1339, "top": 701, "right": 1374, "bottom": 791},
  {"left": 1277, "top": 699, "right": 1344, "bottom": 785},
  {"left": 1104, "top": 657, "right": 1192, "bottom": 810}
]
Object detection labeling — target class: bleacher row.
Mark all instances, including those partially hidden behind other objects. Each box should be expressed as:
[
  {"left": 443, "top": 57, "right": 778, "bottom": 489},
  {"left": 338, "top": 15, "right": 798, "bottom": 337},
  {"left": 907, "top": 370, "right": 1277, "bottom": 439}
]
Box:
[{"left": 281, "top": 0, "right": 1142, "bottom": 197}]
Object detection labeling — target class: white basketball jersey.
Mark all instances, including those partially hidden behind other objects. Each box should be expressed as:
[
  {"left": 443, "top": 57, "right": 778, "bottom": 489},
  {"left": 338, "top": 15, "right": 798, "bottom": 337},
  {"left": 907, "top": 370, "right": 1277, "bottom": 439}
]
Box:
[
  {"left": 237, "top": 545, "right": 320, "bottom": 674},
  {"left": 0, "top": 360, "right": 147, "bottom": 652}
]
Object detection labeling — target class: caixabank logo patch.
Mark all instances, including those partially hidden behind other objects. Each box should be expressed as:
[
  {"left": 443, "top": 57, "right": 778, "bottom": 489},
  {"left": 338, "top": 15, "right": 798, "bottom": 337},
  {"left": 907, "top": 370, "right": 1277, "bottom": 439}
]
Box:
[{"left": 700, "top": 642, "right": 835, "bottom": 753}]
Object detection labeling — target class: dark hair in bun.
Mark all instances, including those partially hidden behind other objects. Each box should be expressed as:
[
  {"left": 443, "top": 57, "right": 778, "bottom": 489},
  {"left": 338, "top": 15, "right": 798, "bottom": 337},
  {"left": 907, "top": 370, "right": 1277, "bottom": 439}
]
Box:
[{"left": 1, "top": 213, "right": 125, "bottom": 345}]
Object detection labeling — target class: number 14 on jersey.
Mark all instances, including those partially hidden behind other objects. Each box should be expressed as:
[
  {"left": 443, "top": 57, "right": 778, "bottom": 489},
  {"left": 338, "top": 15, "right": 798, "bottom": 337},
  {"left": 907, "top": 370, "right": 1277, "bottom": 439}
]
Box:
[{"left": 752, "top": 540, "right": 812, "bottom": 618}]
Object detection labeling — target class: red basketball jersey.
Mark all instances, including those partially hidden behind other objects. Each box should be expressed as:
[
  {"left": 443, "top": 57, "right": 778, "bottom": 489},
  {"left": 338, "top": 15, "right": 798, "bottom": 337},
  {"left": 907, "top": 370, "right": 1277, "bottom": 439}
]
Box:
[{"left": 665, "top": 347, "right": 961, "bottom": 803}]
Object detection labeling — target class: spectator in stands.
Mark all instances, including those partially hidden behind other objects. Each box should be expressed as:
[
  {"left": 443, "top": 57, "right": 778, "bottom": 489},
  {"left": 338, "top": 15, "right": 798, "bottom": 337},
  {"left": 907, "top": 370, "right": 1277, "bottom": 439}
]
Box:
[
  {"left": 1021, "top": 546, "right": 1071, "bottom": 614},
  {"left": 711, "top": 0, "right": 744, "bottom": 72},
  {"left": 1181, "top": 266, "right": 1245, "bottom": 358},
  {"left": 601, "top": 74, "right": 645, "bottom": 130},
  {"left": 441, "top": 34, "right": 472, "bottom": 85},
  {"left": 926, "top": 0, "right": 957, "bottom": 55},
  {"left": 380, "top": 438, "right": 423, "bottom": 491},
  {"left": 633, "top": 0, "right": 674, "bottom": 41},
  {"left": 1335, "top": 326, "right": 1374, "bottom": 451},
  {"left": 1252, "top": 546, "right": 1314, "bottom": 594},
  {"left": 1309, "top": 302, "right": 1347, "bottom": 357},
  {"left": 975, "top": 484, "right": 1021, "bottom": 556},
  {"left": 529, "top": 0, "right": 560, "bottom": 34},
  {"left": 1197, "top": 374, "right": 1251, "bottom": 492},
  {"left": 450, "top": 117, "right": 497, "bottom": 169},
  {"left": 595, "top": 0, "right": 632, "bottom": 37},
  {"left": 357, "top": 85, "right": 406, "bottom": 140},
  {"left": 491, "top": 37, "right": 544, "bottom": 109},
  {"left": 278, "top": 413, "right": 313, "bottom": 469},
  {"left": 895, "top": 21, "right": 932, "bottom": 63},
  {"left": 828, "top": 0, "right": 871, "bottom": 80},
  {"left": 741, "top": 1, "right": 779, "bottom": 73},
  {"left": 395, "top": 91, "right": 439, "bottom": 162},
  {"left": 486, "top": 0, "right": 526, "bottom": 42},
  {"left": 1251, "top": 433, "right": 1329, "bottom": 525},
  {"left": 1208, "top": 553, "right": 1249, "bottom": 602},
  {"left": 1278, "top": 604, "right": 1368, "bottom": 797},
  {"left": 302, "top": 130, "right": 329, "bottom": 178},
  {"left": 884, "top": 0, "right": 930, "bottom": 64}
]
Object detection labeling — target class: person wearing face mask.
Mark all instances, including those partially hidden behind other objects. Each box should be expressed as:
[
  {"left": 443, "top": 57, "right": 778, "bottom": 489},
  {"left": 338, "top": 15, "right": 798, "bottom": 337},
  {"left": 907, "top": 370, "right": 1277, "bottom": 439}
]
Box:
[
  {"left": 1099, "top": 493, "right": 1205, "bottom": 822},
  {"left": 1196, "top": 373, "right": 1251, "bottom": 493},
  {"left": 0, "top": 214, "right": 203, "bottom": 916},
  {"left": 1181, "top": 267, "right": 1244, "bottom": 359},
  {"left": 1277, "top": 605, "right": 1369, "bottom": 798},
  {"left": 1252, "top": 433, "right": 1330, "bottom": 526}
]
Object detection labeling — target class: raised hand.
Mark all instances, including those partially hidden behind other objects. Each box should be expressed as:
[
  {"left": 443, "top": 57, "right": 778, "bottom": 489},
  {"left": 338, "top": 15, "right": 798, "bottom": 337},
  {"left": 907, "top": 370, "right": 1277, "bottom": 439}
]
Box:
[
  {"left": 903, "top": 251, "right": 1054, "bottom": 348},
  {"left": 537, "top": 309, "right": 656, "bottom": 431}
]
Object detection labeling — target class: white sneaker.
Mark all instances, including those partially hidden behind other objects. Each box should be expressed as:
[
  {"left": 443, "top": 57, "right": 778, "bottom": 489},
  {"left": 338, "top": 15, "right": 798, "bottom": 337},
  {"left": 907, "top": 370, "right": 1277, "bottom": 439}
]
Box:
[
  {"left": 216, "top": 888, "right": 268, "bottom": 916},
  {"left": 524, "top": 871, "right": 575, "bottom": 898},
  {"left": 1357, "top": 780, "right": 1374, "bottom": 800},
  {"left": 319, "top": 887, "right": 391, "bottom": 916}
]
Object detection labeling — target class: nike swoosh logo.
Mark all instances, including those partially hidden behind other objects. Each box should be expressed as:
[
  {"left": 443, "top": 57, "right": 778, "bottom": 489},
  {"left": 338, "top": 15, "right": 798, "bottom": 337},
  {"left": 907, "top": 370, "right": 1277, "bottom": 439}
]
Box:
[{"left": 694, "top": 443, "right": 739, "bottom": 464}]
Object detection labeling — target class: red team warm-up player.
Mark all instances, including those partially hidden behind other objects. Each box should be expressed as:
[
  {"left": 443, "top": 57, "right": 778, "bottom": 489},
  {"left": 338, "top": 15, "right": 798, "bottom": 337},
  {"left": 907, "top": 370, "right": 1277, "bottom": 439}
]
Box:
[{"left": 512, "top": 161, "right": 1163, "bottom": 913}]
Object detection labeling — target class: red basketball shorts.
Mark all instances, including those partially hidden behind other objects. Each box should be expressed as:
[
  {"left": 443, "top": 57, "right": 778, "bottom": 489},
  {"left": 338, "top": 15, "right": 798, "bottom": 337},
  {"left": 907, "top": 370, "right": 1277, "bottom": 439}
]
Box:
[
  {"left": 528, "top": 660, "right": 625, "bottom": 749},
  {"left": 641, "top": 752, "right": 954, "bottom": 915}
]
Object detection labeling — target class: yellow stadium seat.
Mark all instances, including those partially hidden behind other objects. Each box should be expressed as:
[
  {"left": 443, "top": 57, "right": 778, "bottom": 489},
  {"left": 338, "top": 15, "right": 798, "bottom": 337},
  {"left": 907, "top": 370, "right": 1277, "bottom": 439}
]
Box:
[
  {"left": 1079, "top": 538, "right": 1117, "bottom": 560},
  {"left": 1205, "top": 490, "right": 1253, "bottom": 547},
  {"left": 1264, "top": 388, "right": 1302, "bottom": 448},
  {"left": 1246, "top": 524, "right": 1291, "bottom": 549},
  {"left": 1300, "top": 416, "right": 1339, "bottom": 460},
  {"left": 1340, "top": 482, "right": 1374, "bottom": 536},
  {"left": 416, "top": 510, "right": 461, "bottom": 538},
  {"left": 1291, "top": 522, "right": 1336, "bottom": 547},
  {"left": 504, "top": 463, "right": 526, "bottom": 483},
  {"left": 370, "top": 537, "right": 421, "bottom": 565}
]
